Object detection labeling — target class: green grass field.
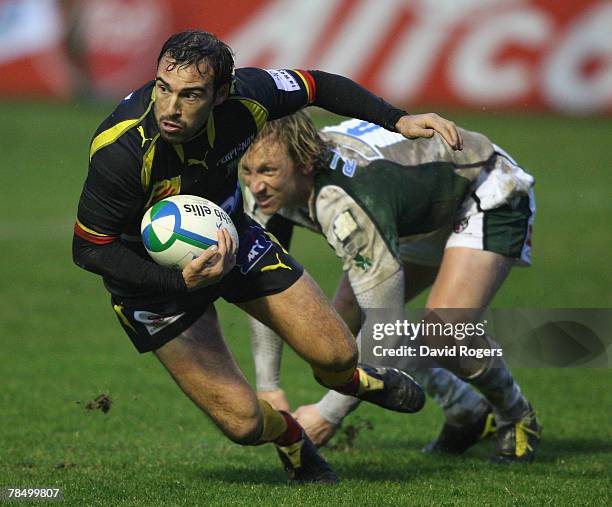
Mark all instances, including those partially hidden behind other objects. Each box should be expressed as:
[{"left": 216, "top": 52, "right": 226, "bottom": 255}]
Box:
[{"left": 1, "top": 101, "right": 611, "bottom": 505}]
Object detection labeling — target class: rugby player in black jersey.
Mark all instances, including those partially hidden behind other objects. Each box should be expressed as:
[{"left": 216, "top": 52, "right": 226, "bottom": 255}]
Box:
[{"left": 73, "top": 30, "right": 463, "bottom": 483}]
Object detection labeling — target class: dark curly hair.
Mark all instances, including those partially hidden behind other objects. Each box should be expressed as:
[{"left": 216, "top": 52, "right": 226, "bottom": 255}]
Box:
[{"left": 157, "top": 30, "right": 235, "bottom": 93}]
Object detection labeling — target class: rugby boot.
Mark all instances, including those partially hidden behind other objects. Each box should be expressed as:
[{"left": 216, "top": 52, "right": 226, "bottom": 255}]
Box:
[
  {"left": 422, "top": 408, "right": 497, "bottom": 454},
  {"left": 353, "top": 364, "right": 425, "bottom": 413},
  {"left": 275, "top": 414, "right": 338, "bottom": 483},
  {"left": 490, "top": 404, "right": 541, "bottom": 464}
]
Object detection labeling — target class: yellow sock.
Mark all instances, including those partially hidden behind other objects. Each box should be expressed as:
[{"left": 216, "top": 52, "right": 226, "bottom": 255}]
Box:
[{"left": 258, "top": 400, "right": 287, "bottom": 442}]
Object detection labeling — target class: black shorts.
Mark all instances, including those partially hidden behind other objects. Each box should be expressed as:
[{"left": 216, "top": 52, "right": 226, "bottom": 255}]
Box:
[{"left": 110, "top": 217, "right": 303, "bottom": 353}]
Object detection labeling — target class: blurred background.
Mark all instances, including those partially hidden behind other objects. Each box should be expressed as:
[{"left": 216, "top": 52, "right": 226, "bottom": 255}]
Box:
[
  {"left": 2, "top": 0, "right": 610, "bottom": 113},
  {"left": 1, "top": 1, "right": 610, "bottom": 503}
]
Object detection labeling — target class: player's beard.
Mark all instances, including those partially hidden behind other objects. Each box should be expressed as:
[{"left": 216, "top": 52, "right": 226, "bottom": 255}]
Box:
[
  {"left": 156, "top": 109, "right": 209, "bottom": 144},
  {"left": 155, "top": 98, "right": 215, "bottom": 145},
  {"left": 157, "top": 117, "right": 191, "bottom": 144}
]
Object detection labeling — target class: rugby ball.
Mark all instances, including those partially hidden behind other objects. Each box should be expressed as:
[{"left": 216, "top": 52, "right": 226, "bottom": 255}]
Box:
[{"left": 141, "top": 195, "right": 239, "bottom": 269}]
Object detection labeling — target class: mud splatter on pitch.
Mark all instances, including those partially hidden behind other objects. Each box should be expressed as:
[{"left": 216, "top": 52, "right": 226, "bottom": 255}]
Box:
[{"left": 84, "top": 394, "right": 112, "bottom": 414}]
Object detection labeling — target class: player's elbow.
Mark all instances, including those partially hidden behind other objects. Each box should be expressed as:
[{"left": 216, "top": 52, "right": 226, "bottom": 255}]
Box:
[
  {"left": 72, "top": 233, "right": 102, "bottom": 274},
  {"left": 72, "top": 233, "right": 86, "bottom": 268}
]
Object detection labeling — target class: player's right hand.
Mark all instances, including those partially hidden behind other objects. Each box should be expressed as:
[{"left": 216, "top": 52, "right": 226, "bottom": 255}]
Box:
[
  {"left": 182, "top": 228, "right": 237, "bottom": 290},
  {"left": 293, "top": 404, "right": 339, "bottom": 448},
  {"left": 395, "top": 113, "right": 463, "bottom": 151}
]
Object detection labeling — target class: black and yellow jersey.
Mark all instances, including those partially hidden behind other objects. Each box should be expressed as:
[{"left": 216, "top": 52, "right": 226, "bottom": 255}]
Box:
[
  {"left": 73, "top": 67, "right": 408, "bottom": 300},
  {"left": 74, "top": 67, "right": 318, "bottom": 298},
  {"left": 76, "top": 67, "right": 316, "bottom": 240}
]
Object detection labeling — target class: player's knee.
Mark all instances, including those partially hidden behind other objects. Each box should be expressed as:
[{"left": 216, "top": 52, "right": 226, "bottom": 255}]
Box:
[
  {"left": 211, "top": 389, "right": 264, "bottom": 445},
  {"left": 222, "top": 411, "right": 263, "bottom": 445},
  {"left": 338, "top": 338, "right": 358, "bottom": 369},
  {"left": 320, "top": 337, "right": 358, "bottom": 372}
]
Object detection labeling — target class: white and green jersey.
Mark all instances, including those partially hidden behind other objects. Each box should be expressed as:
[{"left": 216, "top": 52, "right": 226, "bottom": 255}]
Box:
[
  {"left": 246, "top": 119, "right": 534, "bottom": 295},
  {"left": 246, "top": 120, "right": 535, "bottom": 423}
]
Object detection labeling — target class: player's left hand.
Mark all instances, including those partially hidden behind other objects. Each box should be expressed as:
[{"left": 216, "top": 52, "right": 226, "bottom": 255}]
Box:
[
  {"left": 293, "top": 404, "right": 338, "bottom": 448},
  {"left": 396, "top": 113, "right": 463, "bottom": 151}
]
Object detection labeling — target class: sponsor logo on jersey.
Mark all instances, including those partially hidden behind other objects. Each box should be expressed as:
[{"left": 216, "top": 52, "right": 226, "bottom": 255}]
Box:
[
  {"left": 260, "top": 253, "right": 292, "bottom": 272},
  {"left": 133, "top": 310, "right": 185, "bottom": 335},
  {"left": 329, "top": 148, "right": 358, "bottom": 176},
  {"left": 137, "top": 126, "right": 153, "bottom": 147},
  {"left": 148, "top": 176, "right": 181, "bottom": 207},
  {"left": 236, "top": 225, "right": 273, "bottom": 274},
  {"left": 354, "top": 253, "right": 372, "bottom": 271},
  {"left": 188, "top": 155, "right": 208, "bottom": 170},
  {"left": 264, "top": 69, "right": 300, "bottom": 92},
  {"left": 218, "top": 134, "right": 256, "bottom": 166},
  {"left": 454, "top": 217, "right": 470, "bottom": 233},
  {"left": 333, "top": 210, "right": 359, "bottom": 242},
  {"left": 324, "top": 120, "right": 404, "bottom": 160}
]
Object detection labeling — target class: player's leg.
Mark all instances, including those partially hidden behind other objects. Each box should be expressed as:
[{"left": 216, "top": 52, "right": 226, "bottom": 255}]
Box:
[
  {"left": 423, "top": 247, "right": 511, "bottom": 377},
  {"left": 250, "top": 317, "right": 291, "bottom": 411},
  {"left": 336, "top": 262, "right": 487, "bottom": 425},
  {"left": 331, "top": 262, "right": 438, "bottom": 322},
  {"left": 425, "top": 247, "right": 540, "bottom": 462},
  {"left": 395, "top": 260, "right": 494, "bottom": 453},
  {"left": 237, "top": 270, "right": 425, "bottom": 413},
  {"left": 251, "top": 244, "right": 363, "bottom": 414},
  {"left": 300, "top": 264, "right": 490, "bottom": 450},
  {"left": 402, "top": 261, "right": 439, "bottom": 302},
  {"left": 154, "top": 304, "right": 337, "bottom": 482},
  {"left": 331, "top": 272, "right": 361, "bottom": 335},
  {"left": 397, "top": 232, "right": 495, "bottom": 439},
  {"left": 154, "top": 304, "right": 262, "bottom": 443},
  {"left": 374, "top": 226, "right": 494, "bottom": 452},
  {"left": 427, "top": 247, "right": 511, "bottom": 308},
  {"left": 240, "top": 272, "right": 357, "bottom": 373}
]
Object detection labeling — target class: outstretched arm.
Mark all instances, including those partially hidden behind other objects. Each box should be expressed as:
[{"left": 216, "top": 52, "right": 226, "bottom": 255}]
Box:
[
  {"left": 245, "top": 67, "right": 463, "bottom": 150},
  {"left": 310, "top": 70, "right": 463, "bottom": 150}
]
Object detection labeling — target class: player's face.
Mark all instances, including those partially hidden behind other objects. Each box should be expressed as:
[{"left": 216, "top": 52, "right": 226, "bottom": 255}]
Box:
[
  {"left": 240, "top": 138, "right": 313, "bottom": 215},
  {"left": 154, "top": 55, "right": 226, "bottom": 144}
]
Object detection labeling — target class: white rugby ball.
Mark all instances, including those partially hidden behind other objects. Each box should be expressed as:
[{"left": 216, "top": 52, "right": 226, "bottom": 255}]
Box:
[{"left": 141, "top": 195, "right": 239, "bottom": 269}]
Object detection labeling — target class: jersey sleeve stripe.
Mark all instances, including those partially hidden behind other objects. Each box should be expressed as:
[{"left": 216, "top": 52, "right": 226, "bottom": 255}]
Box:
[
  {"left": 74, "top": 220, "right": 119, "bottom": 245},
  {"left": 294, "top": 70, "right": 316, "bottom": 103},
  {"left": 89, "top": 90, "right": 155, "bottom": 160},
  {"left": 237, "top": 98, "right": 269, "bottom": 132}
]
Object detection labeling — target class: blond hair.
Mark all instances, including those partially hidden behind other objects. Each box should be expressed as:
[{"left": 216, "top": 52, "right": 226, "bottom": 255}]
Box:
[{"left": 245, "top": 110, "right": 332, "bottom": 170}]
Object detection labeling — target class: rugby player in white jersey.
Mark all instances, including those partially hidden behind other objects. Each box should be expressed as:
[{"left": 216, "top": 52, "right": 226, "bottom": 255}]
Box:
[{"left": 240, "top": 111, "right": 541, "bottom": 463}]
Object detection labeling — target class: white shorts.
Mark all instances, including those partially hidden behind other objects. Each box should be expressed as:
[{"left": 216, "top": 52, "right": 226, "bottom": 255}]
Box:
[{"left": 400, "top": 151, "right": 535, "bottom": 268}]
